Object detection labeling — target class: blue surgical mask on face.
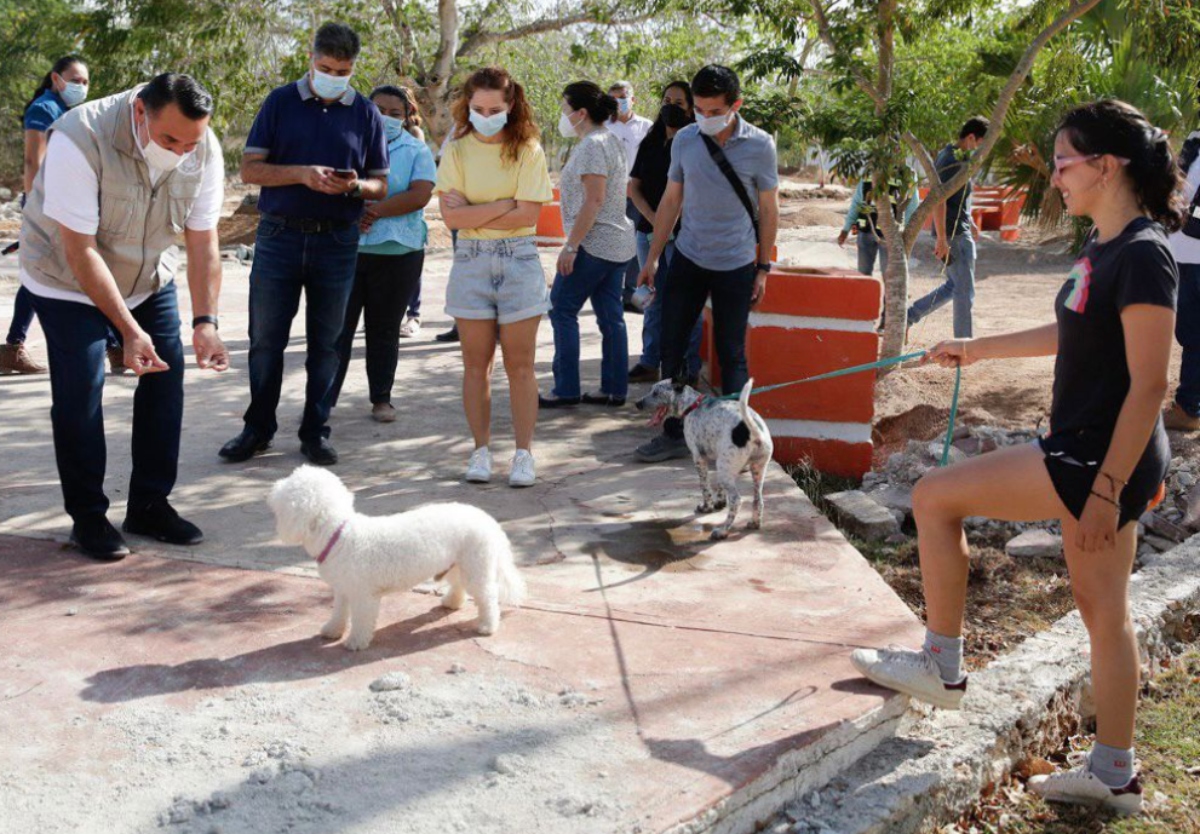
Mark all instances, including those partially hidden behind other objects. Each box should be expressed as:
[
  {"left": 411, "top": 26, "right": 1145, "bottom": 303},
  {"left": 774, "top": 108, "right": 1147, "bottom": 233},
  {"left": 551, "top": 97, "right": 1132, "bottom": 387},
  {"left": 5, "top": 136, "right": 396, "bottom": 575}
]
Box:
[
  {"left": 311, "top": 67, "right": 351, "bottom": 101},
  {"left": 60, "top": 81, "right": 87, "bottom": 108},
  {"left": 617, "top": 97, "right": 632, "bottom": 116},
  {"left": 469, "top": 109, "right": 509, "bottom": 138},
  {"left": 382, "top": 115, "right": 407, "bottom": 142}
]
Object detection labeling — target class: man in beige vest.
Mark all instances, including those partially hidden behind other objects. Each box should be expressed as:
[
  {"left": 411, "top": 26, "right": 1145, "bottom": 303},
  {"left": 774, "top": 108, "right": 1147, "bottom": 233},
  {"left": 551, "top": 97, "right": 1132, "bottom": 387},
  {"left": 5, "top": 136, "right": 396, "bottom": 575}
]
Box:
[{"left": 19, "top": 73, "right": 227, "bottom": 561}]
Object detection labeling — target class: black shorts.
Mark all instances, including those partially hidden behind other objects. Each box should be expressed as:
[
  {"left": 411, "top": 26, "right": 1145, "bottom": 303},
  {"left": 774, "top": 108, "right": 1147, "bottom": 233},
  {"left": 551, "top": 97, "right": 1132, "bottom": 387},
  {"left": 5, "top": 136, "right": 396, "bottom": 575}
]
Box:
[{"left": 1037, "top": 427, "right": 1169, "bottom": 528}]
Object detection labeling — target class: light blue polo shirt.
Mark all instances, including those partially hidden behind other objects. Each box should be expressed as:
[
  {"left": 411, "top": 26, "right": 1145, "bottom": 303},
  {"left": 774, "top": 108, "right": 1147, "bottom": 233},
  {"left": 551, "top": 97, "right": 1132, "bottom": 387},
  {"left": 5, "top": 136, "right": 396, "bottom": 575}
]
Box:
[
  {"left": 668, "top": 116, "right": 779, "bottom": 271},
  {"left": 360, "top": 128, "right": 437, "bottom": 255}
]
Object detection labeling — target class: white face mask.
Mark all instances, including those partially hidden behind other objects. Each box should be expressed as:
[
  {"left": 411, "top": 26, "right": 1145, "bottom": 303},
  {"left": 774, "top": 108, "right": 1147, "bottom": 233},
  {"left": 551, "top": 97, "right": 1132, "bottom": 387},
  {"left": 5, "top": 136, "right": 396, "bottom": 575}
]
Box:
[
  {"left": 311, "top": 67, "right": 351, "bottom": 101},
  {"left": 558, "top": 110, "right": 582, "bottom": 138},
  {"left": 136, "top": 113, "right": 191, "bottom": 172},
  {"left": 60, "top": 81, "right": 87, "bottom": 108},
  {"left": 696, "top": 110, "right": 733, "bottom": 136},
  {"left": 469, "top": 109, "right": 509, "bottom": 138},
  {"left": 616, "top": 97, "right": 632, "bottom": 116}
]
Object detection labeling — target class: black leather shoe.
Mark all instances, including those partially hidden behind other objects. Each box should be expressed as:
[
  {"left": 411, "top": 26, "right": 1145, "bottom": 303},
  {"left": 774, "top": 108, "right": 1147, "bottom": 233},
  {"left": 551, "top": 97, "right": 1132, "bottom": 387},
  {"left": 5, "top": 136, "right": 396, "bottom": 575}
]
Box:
[
  {"left": 538, "top": 394, "right": 580, "bottom": 409},
  {"left": 123, "top": 499, "right": 203, "bottom": 545},
  {"left": 301, "top": 437, "right": 339, "bottom": 466},
  {"left": 582, "top": 392, "right": 626, "bottom": 406},
  {"left": 70, "top": 516, "right": 130, "bottom": 561},
  {"left": 219, "top": 429, "right": 271, "bottom": 462},
  {"left": 435, "top": 326, "right": 460, "bottom": 343}
]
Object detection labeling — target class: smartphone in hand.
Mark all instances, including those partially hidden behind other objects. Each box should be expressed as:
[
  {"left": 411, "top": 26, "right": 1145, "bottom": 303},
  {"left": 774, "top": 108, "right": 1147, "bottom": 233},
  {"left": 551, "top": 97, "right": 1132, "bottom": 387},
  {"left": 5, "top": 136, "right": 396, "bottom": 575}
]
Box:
[{"left": 332, "top": 168, "right": 355, "bottom": 179}]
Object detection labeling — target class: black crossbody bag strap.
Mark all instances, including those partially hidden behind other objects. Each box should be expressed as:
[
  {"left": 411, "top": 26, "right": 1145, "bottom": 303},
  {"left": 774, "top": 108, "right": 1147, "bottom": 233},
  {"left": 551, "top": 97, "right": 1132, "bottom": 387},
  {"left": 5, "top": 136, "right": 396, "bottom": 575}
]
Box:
[{"left": 700, "top": 133, "right": 759, "bottom": 243}]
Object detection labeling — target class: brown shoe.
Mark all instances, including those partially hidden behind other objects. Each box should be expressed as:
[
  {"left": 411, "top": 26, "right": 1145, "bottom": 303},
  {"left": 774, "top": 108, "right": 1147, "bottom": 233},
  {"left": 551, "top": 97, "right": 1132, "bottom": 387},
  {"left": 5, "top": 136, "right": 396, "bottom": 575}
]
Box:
[
  {"left": 0, "top": 343, "right": 48, "bottom": 374},
  {"left": 1164, "top": 402, "right": 1200, "bottom": 432},
  {"left": 107, "top": 346, "right": 128, "bottom": 375},
  {"left": 629, "top": 363, "right": 660, "bottom": 383},
  {"left": 371, "top": 402, "right": 397, "bottom": 423}
]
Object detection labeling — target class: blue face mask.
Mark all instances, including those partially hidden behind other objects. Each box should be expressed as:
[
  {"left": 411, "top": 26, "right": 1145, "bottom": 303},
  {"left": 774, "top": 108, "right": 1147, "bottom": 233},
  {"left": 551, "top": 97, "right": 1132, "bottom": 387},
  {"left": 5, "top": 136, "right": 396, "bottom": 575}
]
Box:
[
  {"left": 382, "top": 115, "right": 407, "bottom": 142},
  {"left": 311, "top": 68, "right": 351, "bottom": 101},
  {"left": 469, "top": 109, "right": 509, "bottom": 138},
  {"left": 60, "top": 81, "right": 87, "bottom": 108}
]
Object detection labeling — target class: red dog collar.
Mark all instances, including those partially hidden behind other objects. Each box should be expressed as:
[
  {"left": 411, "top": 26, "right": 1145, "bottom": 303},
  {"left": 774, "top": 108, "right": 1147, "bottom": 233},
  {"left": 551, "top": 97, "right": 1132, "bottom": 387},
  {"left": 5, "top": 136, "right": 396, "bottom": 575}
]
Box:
[{"left": 316, "top": 520, "right": 348, "bottom": 565}]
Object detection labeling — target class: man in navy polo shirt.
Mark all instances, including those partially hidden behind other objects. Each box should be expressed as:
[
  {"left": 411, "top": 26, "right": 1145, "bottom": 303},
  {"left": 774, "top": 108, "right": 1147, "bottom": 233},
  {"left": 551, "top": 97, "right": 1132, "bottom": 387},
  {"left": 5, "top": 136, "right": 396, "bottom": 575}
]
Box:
[{"left": 220, "top": 21, "right": 389, "bottom": 466}]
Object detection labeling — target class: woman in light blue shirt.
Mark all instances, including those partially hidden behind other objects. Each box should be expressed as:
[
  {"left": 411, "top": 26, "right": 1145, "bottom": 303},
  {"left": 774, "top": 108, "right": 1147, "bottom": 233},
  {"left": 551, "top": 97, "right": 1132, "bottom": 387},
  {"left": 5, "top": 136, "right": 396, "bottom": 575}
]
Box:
[{"left": 329, "top": 85, "right": 436, "bottom": 423}]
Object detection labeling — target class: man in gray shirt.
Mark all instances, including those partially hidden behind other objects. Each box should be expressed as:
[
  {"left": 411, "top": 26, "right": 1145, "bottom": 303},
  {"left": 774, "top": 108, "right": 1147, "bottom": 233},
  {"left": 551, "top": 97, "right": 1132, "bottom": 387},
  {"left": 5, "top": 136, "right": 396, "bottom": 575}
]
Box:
[{"left": 634, "top": 65, "right": 779, "bottom": 461}]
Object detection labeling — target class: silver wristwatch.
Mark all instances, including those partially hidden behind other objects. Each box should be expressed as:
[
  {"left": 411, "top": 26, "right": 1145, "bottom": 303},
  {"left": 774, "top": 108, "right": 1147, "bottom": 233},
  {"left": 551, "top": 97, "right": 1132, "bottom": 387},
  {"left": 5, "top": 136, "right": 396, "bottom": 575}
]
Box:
[{"left": 562, "top": 244, "right": 578, "bottom": 254}]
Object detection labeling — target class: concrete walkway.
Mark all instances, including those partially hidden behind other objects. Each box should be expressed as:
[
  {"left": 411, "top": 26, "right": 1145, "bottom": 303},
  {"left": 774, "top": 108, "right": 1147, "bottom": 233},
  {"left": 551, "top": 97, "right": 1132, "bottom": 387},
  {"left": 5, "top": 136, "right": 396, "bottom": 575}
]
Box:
[{"left": 0, "top": 244, "right": 922, "bottom": 834}]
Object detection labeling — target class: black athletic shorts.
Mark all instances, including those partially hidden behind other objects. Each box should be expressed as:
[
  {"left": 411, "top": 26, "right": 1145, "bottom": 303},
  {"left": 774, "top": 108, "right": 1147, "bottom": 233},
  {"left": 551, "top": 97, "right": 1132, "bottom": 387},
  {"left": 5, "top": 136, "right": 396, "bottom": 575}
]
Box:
[{"left": 1037, "top": 426, "right": 1169, "bottom": 528}]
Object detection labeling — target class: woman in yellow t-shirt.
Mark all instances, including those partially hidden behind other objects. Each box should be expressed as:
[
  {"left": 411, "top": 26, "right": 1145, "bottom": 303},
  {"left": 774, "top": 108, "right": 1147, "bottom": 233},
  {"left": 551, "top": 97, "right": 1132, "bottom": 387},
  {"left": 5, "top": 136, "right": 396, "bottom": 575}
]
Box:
[{"left": 436, "top": 67, "right": 554, "bottom": 488}]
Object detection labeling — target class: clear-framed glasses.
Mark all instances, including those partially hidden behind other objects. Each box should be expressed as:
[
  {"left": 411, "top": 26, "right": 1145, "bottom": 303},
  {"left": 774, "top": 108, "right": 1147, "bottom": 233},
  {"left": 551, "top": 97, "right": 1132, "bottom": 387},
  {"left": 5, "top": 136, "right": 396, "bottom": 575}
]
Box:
[{"left": 1052, "top": 153, "right": 1131, "bottom": 175}]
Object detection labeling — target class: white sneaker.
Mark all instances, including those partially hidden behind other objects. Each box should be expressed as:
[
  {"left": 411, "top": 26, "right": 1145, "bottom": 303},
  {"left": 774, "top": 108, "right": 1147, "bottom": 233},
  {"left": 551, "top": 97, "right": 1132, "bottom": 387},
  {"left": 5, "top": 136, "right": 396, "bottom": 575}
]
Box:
[
  {"left": 1028, "top": 752, "right": 1143, "bottom": 815},
  {"left": 399, "top": 316, "right": 421, "bottom": 338},
  {"left": 849, "top": 645, "right": 968, "bottom": 710},
  {"left": 465, "top": 447, "right": 492, "bottom": 483},
  {"left": 509, "top": 449, "right": 536, "bottom": 488}
]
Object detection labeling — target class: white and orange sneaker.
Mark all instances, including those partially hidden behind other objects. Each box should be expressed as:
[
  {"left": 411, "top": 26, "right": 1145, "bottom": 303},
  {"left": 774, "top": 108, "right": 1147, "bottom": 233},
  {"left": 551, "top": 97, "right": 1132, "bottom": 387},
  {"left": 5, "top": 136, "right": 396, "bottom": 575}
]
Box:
[
  {"left": 850, "top": 645, "right": 968, "bottom": 709},
  {"left": 1027, "top": 752, "right": 1143, "bottom": 815}
]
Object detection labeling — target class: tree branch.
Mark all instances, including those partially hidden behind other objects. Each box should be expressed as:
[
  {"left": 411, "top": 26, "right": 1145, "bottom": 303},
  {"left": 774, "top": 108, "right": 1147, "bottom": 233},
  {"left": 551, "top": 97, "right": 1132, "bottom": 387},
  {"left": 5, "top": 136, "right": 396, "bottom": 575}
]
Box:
[
  {"left": 456, "top": 8, "right": 656, "bottom": 59},
  {"left": 808, "top": 0, "right": 885, "bottom": 107},
  {"left": 902, "top": 0, "right": 1102, "bottom": 249},
  {"left": 380, "top": 0, "right": 425, "bottom": 78},
  {"left": 431, "top": 0, "right": 459, "bottom": 86}
]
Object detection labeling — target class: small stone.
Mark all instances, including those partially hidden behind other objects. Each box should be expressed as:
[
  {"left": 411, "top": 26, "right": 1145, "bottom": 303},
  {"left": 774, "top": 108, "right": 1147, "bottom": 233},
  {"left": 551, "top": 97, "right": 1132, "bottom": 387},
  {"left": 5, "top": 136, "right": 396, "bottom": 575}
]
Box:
[
  {"left": 824, "top": 490, "right": 901, "bottom": 541},
  {"left": 0, "top": 187, "right": 12, "bottom": 201},
  {"left": 66, "top": 608, "right": 78, "bottom": 616},
  {"left": 492, "top": 753, "right": 528, "bottom": 776},
  {"left": 784, "top": 801, "right": 804, "bottom": 822},
  {"left": 1183, "top": 483, "right": 1200, "bottom": 531},
  {"left": 1140, "top": 511, "right": 1188, "bottom": 544},
  {"left": 1006, "top": 529, "right": 1062, "bottom": 558},
  {"left": 369, "top": 671, "right": 412, "bottom": 692},
  {"left": 885, "top": 533, "right": 909, "bottom": 545},
  {"left": 808, "top": 790, "right": 821, "bottom": 808},
  {"left": 1144, "top": 534, "right": 1175, "bottom": 552},
  {"left": 449, "top": 662, "right": 467, "bottom": 675},
  {"left": 1177, "top": 472, "right": 1196, "bottom": 489}
]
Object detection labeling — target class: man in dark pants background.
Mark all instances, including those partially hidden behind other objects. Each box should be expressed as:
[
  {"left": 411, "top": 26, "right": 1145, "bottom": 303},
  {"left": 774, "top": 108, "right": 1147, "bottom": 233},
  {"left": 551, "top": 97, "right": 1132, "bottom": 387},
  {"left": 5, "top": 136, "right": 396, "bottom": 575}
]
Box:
[
  {"left": 634, "top": 65, "right": 779, "bottom": 462},
  {"left": 220, "top": 21, "right": 389, "bottom": 466},
  {"left": 19, "top": 74, "right": 228, "bottom": 560}
]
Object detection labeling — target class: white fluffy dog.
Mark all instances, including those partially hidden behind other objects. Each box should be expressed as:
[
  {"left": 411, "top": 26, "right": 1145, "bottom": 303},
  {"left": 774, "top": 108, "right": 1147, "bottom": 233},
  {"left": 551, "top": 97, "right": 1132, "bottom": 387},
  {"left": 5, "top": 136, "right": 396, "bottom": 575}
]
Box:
[{"left": 268, "top": 466, "right": 525, "bottom": 651}]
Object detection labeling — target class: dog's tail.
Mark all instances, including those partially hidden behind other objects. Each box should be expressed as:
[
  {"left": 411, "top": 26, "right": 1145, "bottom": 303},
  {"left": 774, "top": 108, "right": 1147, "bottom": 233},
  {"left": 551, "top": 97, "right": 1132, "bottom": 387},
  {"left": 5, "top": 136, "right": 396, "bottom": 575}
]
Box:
[
  {"left": 495, "top": 537, "right": 526, "bottom": 607},
  {"left": 738, "top": 378, "right": 766, "bottom": 444}
]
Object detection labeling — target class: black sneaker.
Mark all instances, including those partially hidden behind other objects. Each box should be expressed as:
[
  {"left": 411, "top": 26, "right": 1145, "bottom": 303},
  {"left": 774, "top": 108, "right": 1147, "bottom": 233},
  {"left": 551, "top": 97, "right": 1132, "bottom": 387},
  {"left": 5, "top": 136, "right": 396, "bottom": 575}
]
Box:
[
  {"left": 581, "top": 392, "right": 626, "bottom": 407},
  {"left": 538, "top": 394, "right": 580, "bottom": 409},
  {"left": 219, "top": 428, "right": 271, "bottom": 462},
  {"left": 634, "top": 433, "right": 690, "bottom": 462},
  {"left": 301, "top": 437, "right": 339, "bottom": 466},
  {"left": 435, "top": 326, "right": 460, "bottom": 343},
  {"left": 69, "top": 516, "right": 130, "bottom": 561},
  {"left": 628, "top": 364, "right": 660, "bottom": 384},
  {"left": 123, "top": 499, "right": 204, "bottom": 545}
]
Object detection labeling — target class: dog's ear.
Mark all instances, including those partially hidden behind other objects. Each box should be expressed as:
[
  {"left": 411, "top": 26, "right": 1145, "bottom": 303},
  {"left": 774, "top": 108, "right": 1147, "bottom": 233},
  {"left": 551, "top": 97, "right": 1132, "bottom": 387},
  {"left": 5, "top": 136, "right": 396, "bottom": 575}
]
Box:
[{"left": 671, "top": 377, "right": 685, "bottom": 394}]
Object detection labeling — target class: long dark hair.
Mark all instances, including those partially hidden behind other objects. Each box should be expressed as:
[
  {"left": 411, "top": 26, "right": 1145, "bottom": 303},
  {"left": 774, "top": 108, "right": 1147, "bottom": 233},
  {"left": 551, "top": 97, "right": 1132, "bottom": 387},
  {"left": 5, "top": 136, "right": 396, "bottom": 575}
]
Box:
[
  {"left": 643, "top": 80, "right": 694, "bottom": 147},
  {"left": 1056, "top": 99, "right": 1186, "bottom": 233},
  {"left": 23, "top": 55, "right": 85, "bottom": 120}
]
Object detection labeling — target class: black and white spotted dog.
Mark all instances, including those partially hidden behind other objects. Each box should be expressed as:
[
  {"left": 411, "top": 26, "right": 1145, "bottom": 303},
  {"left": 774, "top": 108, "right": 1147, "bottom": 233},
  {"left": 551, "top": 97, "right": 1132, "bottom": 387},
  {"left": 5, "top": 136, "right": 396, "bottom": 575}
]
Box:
[{"left": 636, "top": 378, "right": 773, "bottom": 540}]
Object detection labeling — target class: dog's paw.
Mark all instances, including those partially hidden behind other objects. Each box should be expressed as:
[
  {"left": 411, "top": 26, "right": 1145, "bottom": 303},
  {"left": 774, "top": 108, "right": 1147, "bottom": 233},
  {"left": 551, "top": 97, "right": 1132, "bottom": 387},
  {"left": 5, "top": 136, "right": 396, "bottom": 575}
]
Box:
[
  {"left": 696, "top": 502, "right": 717, "bottom": 514},
  {"left": 342, "top": 634, "right": 374, "bottom": 651},
  {"left": 746, "top": 519, "right": 762, "bottom": 530},
  {"left": 441, "top": 592, "right": 466, "bottom": 611},
  {"left": 319, "top": 623, "right": 346, "bottom": 640},
  {"left": 712, "top": 499, "right": 728, "bottom": 511},
  {"left": 474, "top": 620, "right": 497, "bottom": 636},
  {"left": 709, "top": 528, "right": 730, "bottom": 541}
]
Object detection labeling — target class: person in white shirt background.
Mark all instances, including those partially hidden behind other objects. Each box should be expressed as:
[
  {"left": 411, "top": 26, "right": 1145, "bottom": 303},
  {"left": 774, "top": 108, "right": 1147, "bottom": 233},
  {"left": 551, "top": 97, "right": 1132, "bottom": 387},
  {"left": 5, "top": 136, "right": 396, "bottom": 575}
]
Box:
[{"left": 605, "top": 80, "right": 653, "bottom": 309}]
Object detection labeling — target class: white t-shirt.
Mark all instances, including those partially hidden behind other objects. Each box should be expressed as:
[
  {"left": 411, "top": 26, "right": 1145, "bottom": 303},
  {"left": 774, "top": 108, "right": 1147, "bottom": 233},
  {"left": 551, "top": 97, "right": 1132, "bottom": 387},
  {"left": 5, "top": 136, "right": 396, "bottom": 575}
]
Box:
[
  {"left": 1169, "top": 133, "right": 1200, "bottom": 265},
  {"left": 605, "top": 114, "right": 652, "bottom": 175},
  {"left": 21, "top": 109, "right": 225, "bottom": 309}
]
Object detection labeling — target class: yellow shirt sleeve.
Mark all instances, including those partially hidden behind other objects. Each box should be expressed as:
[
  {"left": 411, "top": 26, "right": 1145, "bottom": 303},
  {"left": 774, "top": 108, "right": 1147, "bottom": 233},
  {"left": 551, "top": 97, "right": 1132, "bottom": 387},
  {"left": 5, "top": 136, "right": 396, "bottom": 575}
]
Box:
[
  {"left": 435, "top": 142, "right": 463, "bottom": 195},
  {"left": 514, "top": 142, "right": 554, "bottom": 204}
]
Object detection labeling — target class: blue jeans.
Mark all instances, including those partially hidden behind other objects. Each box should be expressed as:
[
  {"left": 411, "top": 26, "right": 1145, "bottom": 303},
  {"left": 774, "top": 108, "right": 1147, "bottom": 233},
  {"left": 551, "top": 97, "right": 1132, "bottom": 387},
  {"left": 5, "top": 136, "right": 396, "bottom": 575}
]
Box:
[
  {"left": 906, "top": 233, "right": 975, "bottom": 338},
  {"left": 7, "top": 284, "right": 119, "bottom": 348},
  {"left": 549, "top": 247, "right": 629, "bottom": 399},
  {"left": 622, "top": 198, "right": 641, "bottom": 302},
  {"left": 31, "top": 284, "right": 184, "bottom": 521},
  {"left": 636, "top": 231, "right": 701, "bottom": 375},
  {"left": 243, "top": 217, "right": 359, "bottom": 442},
  {"left": 857, "top": 230, "right": 888, "bottom": 276},
  {"left": 1175, "top": 262, "right": 1200, "bottom": 416}
]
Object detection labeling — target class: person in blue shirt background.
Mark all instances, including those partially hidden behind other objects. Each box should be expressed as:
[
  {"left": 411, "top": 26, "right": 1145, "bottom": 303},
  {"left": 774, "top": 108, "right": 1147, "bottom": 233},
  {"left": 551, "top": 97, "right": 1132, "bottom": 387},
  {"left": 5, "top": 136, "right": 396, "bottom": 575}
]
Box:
[
  {"left": 219, "top": 21, "right": 390, "bottom": 467},
  {"left": 327, "top": 85, "right": 436, "bottom": 424},
  {"left": 836, "top": 171, "right": 920, "bottom": 277},
  {"left": 0, "top": 55, "right": 114, "bottom": 376}
]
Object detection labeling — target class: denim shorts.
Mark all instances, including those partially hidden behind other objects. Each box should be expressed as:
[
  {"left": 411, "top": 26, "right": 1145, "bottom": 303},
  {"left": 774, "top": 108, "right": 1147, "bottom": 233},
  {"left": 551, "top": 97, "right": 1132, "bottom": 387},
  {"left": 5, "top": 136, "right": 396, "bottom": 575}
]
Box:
[{"left": 445, "top": 237, "right": 550, "bottom": 325}]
